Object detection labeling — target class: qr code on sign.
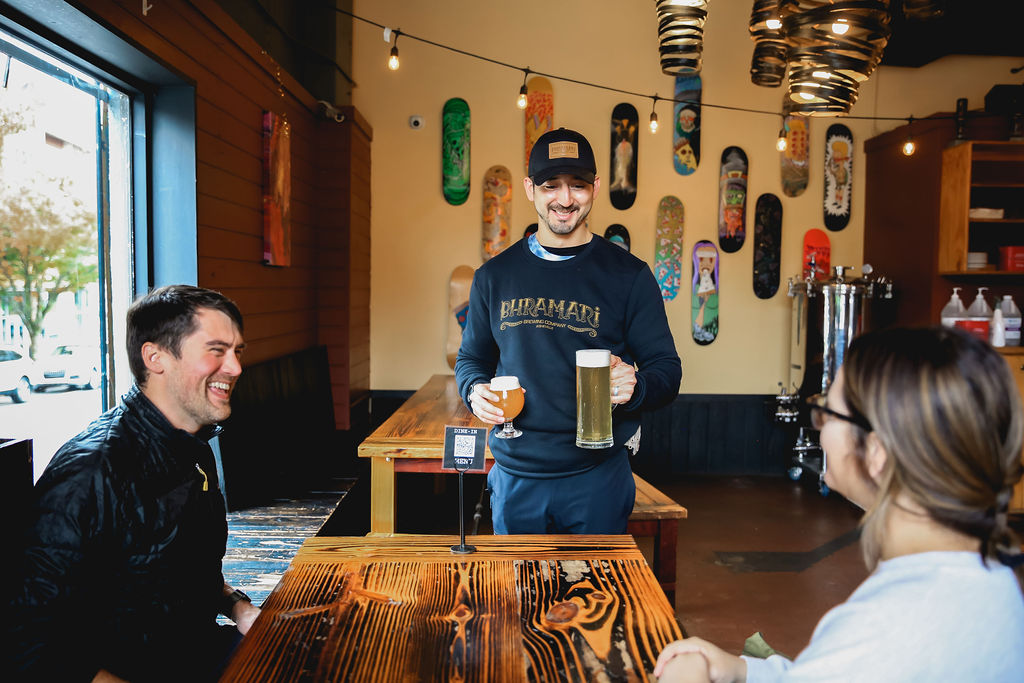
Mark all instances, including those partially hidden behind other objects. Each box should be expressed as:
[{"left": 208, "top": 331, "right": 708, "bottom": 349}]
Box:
[{"left": 454, "top": 434, "right": 476, "bottom": 458}]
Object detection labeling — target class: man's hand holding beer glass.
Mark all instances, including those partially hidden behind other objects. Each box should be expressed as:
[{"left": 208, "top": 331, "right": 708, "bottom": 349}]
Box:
[
  {"left": 470, "top": 376, "right": 525, "bottom": 438},
  {"left": 609, "top": 354, "right": 637, "bottom": 406}
]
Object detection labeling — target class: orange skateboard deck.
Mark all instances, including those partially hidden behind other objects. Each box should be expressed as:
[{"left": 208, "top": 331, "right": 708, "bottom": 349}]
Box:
[
  {"left": 482, "top": 165, "right": 512, "bottom": 261},
  {"left": 803, "top": 228, "right": 830, "bottom": 280},
  {"left": 446, "top": 265, "right": 474, "bottom": 369},
  {"left": 524, "top": 76, "right": 554, "bottom": 175},
  {"left": 780, "top": 115, "right": 809, "bottom": 198}
]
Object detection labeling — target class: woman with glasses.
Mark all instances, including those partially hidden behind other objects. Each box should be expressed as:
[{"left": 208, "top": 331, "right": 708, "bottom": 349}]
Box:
[{"left": 655, "top": 326, "right": 1024, "bottom": 682}]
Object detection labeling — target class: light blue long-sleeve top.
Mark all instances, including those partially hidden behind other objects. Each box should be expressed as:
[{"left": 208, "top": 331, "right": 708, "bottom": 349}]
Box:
[{"left": 744, "top": 551, "right": 1024, "bottom": 682}]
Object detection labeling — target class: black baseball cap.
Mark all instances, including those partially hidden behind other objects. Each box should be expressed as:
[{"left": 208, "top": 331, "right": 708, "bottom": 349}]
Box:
[{"left": 528, "top": 128, "right": 596, "bottom": 185}]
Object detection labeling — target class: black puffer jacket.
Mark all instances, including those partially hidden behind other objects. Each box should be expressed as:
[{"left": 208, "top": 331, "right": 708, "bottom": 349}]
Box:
[{"left": 7, "top": 386, "right": 229, "bottom": 682}]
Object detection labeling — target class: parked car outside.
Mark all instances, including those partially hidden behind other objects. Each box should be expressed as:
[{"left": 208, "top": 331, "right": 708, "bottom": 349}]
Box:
[
  {"left": 0, "top": 347, "right": 39, "bottom": 403},
  {"left": 35, "top": 344, "right": 101, "bottom": 391}
]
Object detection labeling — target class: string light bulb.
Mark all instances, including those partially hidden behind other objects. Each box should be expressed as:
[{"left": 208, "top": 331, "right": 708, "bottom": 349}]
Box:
[
  {"left": 387, "top": 31, "right": 401, "bottom": 71},
  {"left": 776, "top": 126, "right": 788, "bottom": 152},
  {"left": 649, "top": 96, "right": 659, "bottom": 133},
  {"left": 516, "top": 70, "right": 530, "bottom": 109},
  {"left": 902, "top": 116, "right": 916, "bottom": 156}
]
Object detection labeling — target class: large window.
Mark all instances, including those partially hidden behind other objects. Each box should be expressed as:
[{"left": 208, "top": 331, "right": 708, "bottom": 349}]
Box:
[{"left": 0, "top": 27, "right": 132, "bottom": 478}]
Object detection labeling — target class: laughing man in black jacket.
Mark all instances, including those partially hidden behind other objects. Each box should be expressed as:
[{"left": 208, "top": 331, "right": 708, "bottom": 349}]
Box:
[{"left": 7, "top": 285, "right": 259, "bottom": 683}]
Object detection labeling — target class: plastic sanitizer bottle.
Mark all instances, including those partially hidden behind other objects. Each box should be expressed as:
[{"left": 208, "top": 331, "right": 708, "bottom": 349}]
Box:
[
  {"left": 940, "top": 287, "right": 967, "bottom": 328},
  {"left": 964, "top": 287, "right": 993, "bottom": 341},
  {"left": 1001, "top": 295, "right": 1022, "bottom": 346}
]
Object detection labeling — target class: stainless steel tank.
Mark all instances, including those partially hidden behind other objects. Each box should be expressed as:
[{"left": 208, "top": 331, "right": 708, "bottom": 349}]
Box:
[{"left": 778, "top": 264, "right": 893, "bottom": 492}]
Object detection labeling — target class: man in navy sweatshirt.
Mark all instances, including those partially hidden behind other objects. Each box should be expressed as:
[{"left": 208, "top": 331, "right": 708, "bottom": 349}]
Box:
[{"left": 456, "top": 127, "right": 681, "bottom": 534}]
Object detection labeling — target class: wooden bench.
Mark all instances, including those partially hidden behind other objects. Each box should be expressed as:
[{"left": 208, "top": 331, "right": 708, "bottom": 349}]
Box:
[{"left": 628, "top": 473, "right": 687, "bottom": 605}]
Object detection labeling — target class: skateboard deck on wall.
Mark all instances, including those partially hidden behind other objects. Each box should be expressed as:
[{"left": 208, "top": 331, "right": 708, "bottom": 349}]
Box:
[
  {"left": 604, "top": 224, "right": 631, "bottom": 251},
  {"left": 482, "top": 165, "right": 512, "bottom": 261},
  {"left": 673, "top": 75, "right": 701, "bottom": 175},
  {"left": 441, "top": 97, "right": 470, "bottom": 206},
  {"left": 692, "top": 240, "right": 719, "bottom": 345},
  {"left": 824, "top": 123, "right": 853, "bottom": 231},
  {"left": 753, "top": 193, "right": 782, "bottom": 299},
  {"left": 718, "top": 146, "right": 748, "bottom": 253},
  {"left": 780, "top": 115, "right": 809, "bottom": 198},
  {"left": 609, "top": 103, "right": 639, "bottom": 210},
  {"left": 524, "top": 76, "right": 554, "bottom": 175},
  {"left": 803, "top": 228, "right": 831, "bottom": 280},
  {"left": 446, "top": 265, "right": 474, "bottom": 369},
  {"left": 655, "top": 196, "right": 684, "bottom": 301}
]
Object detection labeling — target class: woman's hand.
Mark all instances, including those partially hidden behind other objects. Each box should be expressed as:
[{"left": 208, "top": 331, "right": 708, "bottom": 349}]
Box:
[{"left": 655, "top": 638, "right": 747, "bottom": 683}]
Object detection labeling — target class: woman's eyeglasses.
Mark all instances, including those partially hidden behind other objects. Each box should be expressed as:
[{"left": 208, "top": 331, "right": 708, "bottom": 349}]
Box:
[{"left": 806, "top": 394, "right": 872, "bottom": 432}]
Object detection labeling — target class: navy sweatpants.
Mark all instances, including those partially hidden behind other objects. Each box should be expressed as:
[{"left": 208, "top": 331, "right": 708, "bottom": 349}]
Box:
[{"left": 487, "top": 453, "right": 636, "bottom": 534}]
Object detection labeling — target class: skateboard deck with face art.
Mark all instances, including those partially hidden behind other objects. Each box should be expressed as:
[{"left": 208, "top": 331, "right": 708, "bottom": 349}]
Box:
[
  {"left": 655, "top": 196, "right": 684, "bottom": 301},
  {"left": 524, "top": 76, "right": 554, "bottom": 175},
  {"left": 824, "top": 124, "right": 853, "bottom": 231},
  {"left": 609, "top": 102, "right": 638, "bottom": 210},
  {"left": 604, "top": 224, "right": 631, "bottom": 252},
  {"left": 803, "top": 228, "right": 831, "bottom": 280},
  {"left": 692, "top": 240, "right": 719, "bottom": 345},
  {"left": 753, "top": 193, "right": 782, "bottom": 299},
  {"left": 446, "top": 265, "right": 474, "bottom": 369},
  {"left": 780, "top": 115, "right": 809, "bottom": 198},
  {"left": 441, "top": 97, "right": 470, "bottom": 205},
  {"left": 482, "top": 165, "right": 513, "bottom": 261},
  {"left": 673, "top": 75, "right": 701, "bottom": 175},
  {"left": 718, "top": 146, "right": 748, "bottom": 253}
]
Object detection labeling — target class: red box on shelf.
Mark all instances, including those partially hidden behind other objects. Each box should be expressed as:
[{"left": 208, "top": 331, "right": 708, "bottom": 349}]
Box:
[{"left": 999, "top": 246, "right": 1024, "bottom": 272}]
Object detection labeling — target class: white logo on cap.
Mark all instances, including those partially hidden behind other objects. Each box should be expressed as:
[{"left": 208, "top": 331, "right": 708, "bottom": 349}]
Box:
[{"left": 548, "top": 141, "right": 579, "bottom": 160}]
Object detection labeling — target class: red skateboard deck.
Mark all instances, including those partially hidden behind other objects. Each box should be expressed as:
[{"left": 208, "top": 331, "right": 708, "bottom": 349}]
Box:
[
  {"left": 482, "top": 165, "right": 513, "bottom": 261},
  {"left": 753, "top": 193, "right": 782, "bottom": 299},
  {"left": 673, "top": 76, "right": 701, "bottom": 175},
  {"left": 803, "top": 228, "right": 831, "bottom": 280},
  {"left": 718, "top": 146, "right": 748, "bottom": 253},
  {"left": 609, "top": 103, "right": 638, "bottom": 210},
  {"left": 655, "top": 196, "right": 684, "bottom": 301},
  {"left": 692, "top": 241, "right": 719, "bottom": 345},
  {"left": 780, "top": 115, "right": 809, "bottom": 198},
  {"left": 824, "top": 124, "right": 853, "bottom": 231},
  {"left": 442, "top": 98, "right": 470, "bottom": 205},
  {"left": 446, "top": 265, "right": 474, "bottom": 369},
  {"left": 524, "top": 76, "right": 554, "bottom": 175}
]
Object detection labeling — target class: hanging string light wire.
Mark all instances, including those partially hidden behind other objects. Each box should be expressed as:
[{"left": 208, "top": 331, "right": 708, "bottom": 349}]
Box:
[{"left": 338, "top": 6, "right": 926, "bottom": 124}]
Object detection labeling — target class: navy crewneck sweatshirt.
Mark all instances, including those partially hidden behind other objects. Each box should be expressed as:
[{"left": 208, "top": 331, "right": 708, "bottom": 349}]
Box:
[{"left": 456, "top": 235, "right": 681, "bottom": 478}]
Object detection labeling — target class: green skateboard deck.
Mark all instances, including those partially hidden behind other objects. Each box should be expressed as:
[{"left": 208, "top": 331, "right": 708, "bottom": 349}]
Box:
[
  {"left": 673, "top": 75, "right": 701, "bottom": 175},
  {"left": 753, "top": 193, "right": 782, "bottom": 299},
  {"left": 524, "top": 76, "right": 554, "bottom": 175},
  {"left": 609, "top": 103, "right": 638, "bottom": 210},
  {"left": 655, "top": 196, "right": 684, "bottom": 301},
  {"left": 442, "top": 98, "right": 470, "bottom": 205},
  {"left": 482, "top": 165, "right": 513, "bottom": 261},
  {"left": 692, "top": 240, "right": 719, "bottom": 345},
  {"left": 824, "top": 124, "right": 853, "bottom": 231},
  {"left": 718, "top": 146, "right": 748, "bottom": 253},
  {"left": 780, "top": 115, "right": 808, "bottom": 198},
  {"left": 446, "top": 265, "right": 474, "bottom": 369},
  {"left": 604, "top": 224, "right": 630, "bottom": 252},
  {"left": 803, "top": 228, "right": 830, "bottom": 280}
]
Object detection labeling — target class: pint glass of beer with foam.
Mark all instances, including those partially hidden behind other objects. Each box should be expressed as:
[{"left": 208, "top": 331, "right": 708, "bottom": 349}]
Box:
[{"left": 576, "top": 349, "right": 613, "bottom": 448}]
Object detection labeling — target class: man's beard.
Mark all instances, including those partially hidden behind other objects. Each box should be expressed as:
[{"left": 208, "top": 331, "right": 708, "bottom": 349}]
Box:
[{"left": 540, "top": 203, "right": 590, "bottom": 234}]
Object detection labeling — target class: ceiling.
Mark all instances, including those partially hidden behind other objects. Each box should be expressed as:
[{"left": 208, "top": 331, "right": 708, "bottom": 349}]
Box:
[{"left": 881, "top": 1, "right": 1024, "bottom": 68}]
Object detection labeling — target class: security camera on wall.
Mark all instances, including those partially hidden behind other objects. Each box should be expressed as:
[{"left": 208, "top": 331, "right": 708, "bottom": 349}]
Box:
[{"left": 409, "top": 115, "right": 424, "bottom": 130}]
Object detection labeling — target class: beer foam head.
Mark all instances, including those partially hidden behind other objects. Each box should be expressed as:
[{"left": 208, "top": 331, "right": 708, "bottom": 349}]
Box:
[
  {"left": 490, "top": 376, "right": 520, "bottom": 391},
  {"left": 576, "top": 349, "right": 611, "bottom": 367}
]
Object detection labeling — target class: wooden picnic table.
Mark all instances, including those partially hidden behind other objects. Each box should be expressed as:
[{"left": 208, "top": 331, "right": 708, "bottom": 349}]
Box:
[{"left": 219, "top": 534, "right": 683, "bottom": 682}]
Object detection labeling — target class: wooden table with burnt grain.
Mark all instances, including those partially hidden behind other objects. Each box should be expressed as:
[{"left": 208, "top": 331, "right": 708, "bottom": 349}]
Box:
[{"left": 219, "top": 534, "right": 683, "bottom": 682}]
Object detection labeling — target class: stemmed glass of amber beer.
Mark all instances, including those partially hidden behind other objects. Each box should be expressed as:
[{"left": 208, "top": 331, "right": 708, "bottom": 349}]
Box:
[{"left": 490, "top": 376, "right": 524, "bottom": 439}]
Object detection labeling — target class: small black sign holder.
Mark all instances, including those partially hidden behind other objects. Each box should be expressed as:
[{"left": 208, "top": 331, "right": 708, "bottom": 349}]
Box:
[{"left": 442, "top": 425, "right": 487, "bottom": 555}]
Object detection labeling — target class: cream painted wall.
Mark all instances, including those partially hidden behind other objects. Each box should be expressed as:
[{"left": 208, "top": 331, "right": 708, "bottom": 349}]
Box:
[{"left": 352, "top": 0, "right": 1022, "bottom": 393}]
